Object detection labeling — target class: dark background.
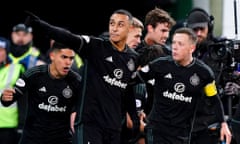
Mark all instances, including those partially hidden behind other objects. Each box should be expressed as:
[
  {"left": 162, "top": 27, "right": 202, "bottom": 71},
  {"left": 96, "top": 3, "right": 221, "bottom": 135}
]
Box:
[{"left": 0, "top": 0, "right": 186, "bottom": 54}]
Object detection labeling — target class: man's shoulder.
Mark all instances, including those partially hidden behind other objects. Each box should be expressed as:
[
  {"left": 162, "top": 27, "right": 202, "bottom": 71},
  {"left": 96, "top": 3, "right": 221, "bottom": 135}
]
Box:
[
  {"left": 68, "top": 70, "right": 82, "bottom": 82},
  {"left": 126, "top": 46, "right": 139, "bottom": 56},
  {"left": 194, "top": 58, "right": 215, "bottom": 77},
  {"left": 150, "top": 55, "right": 172, "bottom": 65},
  {"left": 24, "top": 64, "right": 47, "bottom": 78}
]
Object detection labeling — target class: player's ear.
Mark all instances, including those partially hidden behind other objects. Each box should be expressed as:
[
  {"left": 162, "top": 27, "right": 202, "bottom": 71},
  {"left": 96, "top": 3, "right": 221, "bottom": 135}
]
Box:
[
  {"left": 191, "top": 44, "right": 196, "bottom": 53},
  {"left": 49, "top": 50, "right": 55, "bottom": 61}
]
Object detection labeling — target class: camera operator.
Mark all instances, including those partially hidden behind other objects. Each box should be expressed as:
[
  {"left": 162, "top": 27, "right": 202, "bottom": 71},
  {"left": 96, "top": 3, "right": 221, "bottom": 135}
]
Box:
[
  {"left": 186, "top": 7, "right": 232, "bottom": 144},
  {"left": 225, "top": 77, "right": 240, "bottom": 144}
]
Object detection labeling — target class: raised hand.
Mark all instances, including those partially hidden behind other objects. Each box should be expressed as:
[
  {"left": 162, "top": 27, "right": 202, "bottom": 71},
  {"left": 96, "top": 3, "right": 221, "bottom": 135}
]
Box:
[{"left": 24, "top": 11, "right": 41, "bottom": 27}]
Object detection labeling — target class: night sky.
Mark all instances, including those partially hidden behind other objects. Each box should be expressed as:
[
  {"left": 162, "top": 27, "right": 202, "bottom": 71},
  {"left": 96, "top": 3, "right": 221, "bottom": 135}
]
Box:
[{"left": 0, "top": 0, "right": 173, "bottom": 54}]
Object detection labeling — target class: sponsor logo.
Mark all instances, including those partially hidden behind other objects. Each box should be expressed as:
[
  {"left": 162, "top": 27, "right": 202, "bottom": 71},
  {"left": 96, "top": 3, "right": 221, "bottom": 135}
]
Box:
[
  {"left": 38, "top": 103, "right": 67, "bottom": 112},
  {"left": 103, "top": 69, "right": 127, "bottom": 89},
  {"left": 162, "top": 83, "right": 192, "bottom": 103},
  {"left": 174, "top": 83, "right": 185, "bottom": 93},
  {"left": 113, "top": 69, "right": 123, "bottom": 79},
  {"left": 163, "top": 90, "right": 192, "bottom": 103},
  {"left": 38, "top": 96, "right": 66, "bottom": 112},
  {"left": 103, "top": 75, "right": 127, "bottom": 89},
  {"left": 48, "top": 96, "right": 58, "bottom": 105}
]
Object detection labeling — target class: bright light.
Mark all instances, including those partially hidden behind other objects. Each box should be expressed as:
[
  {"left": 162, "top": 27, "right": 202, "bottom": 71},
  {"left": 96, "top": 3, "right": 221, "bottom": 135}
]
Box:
[{"left": 222, "top": 0, "right": 240, "bottom": 40}]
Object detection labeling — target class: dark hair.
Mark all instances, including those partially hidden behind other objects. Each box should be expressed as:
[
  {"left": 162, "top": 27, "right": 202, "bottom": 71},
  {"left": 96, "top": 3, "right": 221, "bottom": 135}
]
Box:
[
  {"left": 144, "top": 7, "right": 176, "bottom": 28},
  {"left": 173, "top": 27, "right": 197, "bottom": 44},
  {"left": 138, "top": 44, "right": 167, "bottom": 66},
  {"left": 112, "top": 9, "right": 133, "bottom": 21},
  {"left": 50, "top": 41, "right": 71, "bottom": 53},
  {"left": 47, "top": 41, "right": 74, "bottom": 64}
]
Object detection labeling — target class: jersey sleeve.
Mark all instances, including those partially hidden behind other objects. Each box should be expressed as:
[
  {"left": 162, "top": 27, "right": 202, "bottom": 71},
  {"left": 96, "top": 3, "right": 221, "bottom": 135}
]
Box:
[
  {"left": 0, "top": 74, "right": 28, "bottom": 107},
  {"left": 202, "top": 64, "right": 225, "bottom": 122},
  {"left": 35, "top": 19, "right": 86, "bottom": 54},
  {"left": 13, "top": 74, "right": 29, "bottom": 101}
]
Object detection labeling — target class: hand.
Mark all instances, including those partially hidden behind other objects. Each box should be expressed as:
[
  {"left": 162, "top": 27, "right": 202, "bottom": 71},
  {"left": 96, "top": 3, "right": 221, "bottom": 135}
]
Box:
[
  {"left": 1, "top": 88, "right": 15, "bottom": 101},
  {"left": 138, "top": 110, "right": 146, "bottom": 120},
  {"left": 139, "top": 119, "right": 146, "bottom": 132},
  {"left": 70, "top": 112, "right": 76, "bottom": 133},
  {"left": 224, "top": 82, "right": 240, "bottom": 96},
  {"left": 126, "top": 113, "right": 133, "bottom": 129},
  {"left": 24, "top": 11, "right": 41, "bottom": 27},
  {"left": 139, "top": 111, "right": 146, "bottom": 132},
  {"left": 220, "top": 122, "right": 232, "bottom": 144}
]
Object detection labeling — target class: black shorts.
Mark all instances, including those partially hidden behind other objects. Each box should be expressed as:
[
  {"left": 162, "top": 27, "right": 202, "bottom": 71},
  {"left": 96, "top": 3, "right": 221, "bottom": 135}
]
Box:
[
  {"left": 145, "top": 128, "right": 189, "bottom": 144},
  {"left": 74, "top": 123, "right": 121, "bottom": 144}
]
